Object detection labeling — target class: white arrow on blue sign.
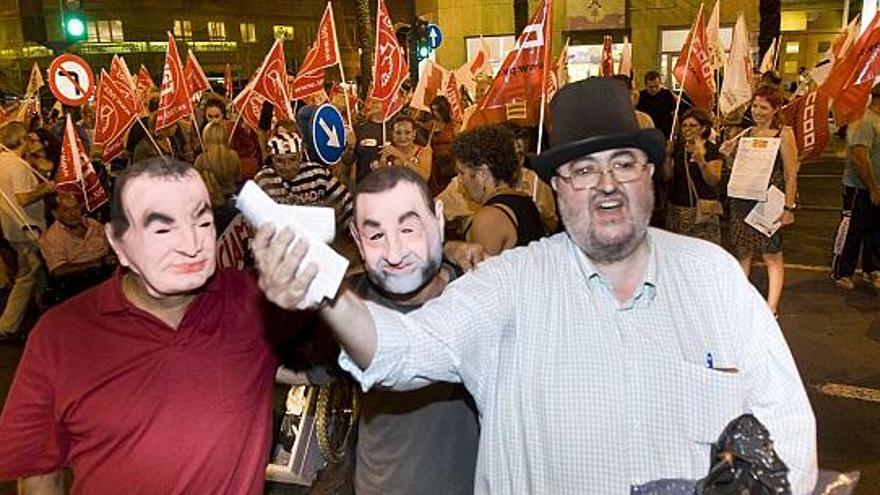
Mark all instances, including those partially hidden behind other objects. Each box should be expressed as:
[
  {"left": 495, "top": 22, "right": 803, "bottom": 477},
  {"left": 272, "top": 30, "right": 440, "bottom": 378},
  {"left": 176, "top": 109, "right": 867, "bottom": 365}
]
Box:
[
  {"left": 311, "top": 104, "right": 346, "bottom": 165},
  {"left": 427, "top": 23, "right": 442, "bottom": 50}
]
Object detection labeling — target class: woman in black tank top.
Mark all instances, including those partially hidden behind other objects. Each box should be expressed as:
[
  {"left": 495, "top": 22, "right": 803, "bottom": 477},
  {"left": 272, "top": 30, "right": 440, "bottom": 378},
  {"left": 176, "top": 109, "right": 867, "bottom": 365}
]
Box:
[{"left": 451, "top": 125, "right": 546, "bottom": 256}]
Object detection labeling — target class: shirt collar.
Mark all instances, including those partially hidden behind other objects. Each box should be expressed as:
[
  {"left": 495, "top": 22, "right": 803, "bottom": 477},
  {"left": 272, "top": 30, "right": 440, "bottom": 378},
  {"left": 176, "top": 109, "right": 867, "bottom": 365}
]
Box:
[
  {"left": 98, "top": 267, "right": 224, "bottom": 315},
  {"left": 567, "top": 230, "right": 659, "bottom": 300}
]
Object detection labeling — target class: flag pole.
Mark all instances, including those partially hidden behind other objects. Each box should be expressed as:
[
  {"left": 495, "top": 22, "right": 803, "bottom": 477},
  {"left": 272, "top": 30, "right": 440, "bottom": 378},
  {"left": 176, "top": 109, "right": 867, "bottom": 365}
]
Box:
[
  {"left": 536, "top": 0, "right": 552, "bottom": 157},
  {"left": 773, "top": 35, "right": 782, "bottom": 70},
  {"left": 329, "top": 2, "right": 354, "bottom": 127},
  {"left": 670, "top": 2, "right": 702, "bottom": 145},
  {"left": 0, "top": 187, "right": 39, "bottom": 242},
  {"left": 137, "top": 118, "right": 165, "bottom": 158},
  {"left": 190, "top": 111, "right": 204, "bottom": 150}
]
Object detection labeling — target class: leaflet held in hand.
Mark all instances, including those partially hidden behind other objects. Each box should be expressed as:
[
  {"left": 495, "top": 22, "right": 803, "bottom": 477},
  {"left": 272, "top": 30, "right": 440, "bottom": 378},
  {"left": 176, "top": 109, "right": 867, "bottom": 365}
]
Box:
[{"left": 236, "top": 180, "right": 349, "bottom": 306}]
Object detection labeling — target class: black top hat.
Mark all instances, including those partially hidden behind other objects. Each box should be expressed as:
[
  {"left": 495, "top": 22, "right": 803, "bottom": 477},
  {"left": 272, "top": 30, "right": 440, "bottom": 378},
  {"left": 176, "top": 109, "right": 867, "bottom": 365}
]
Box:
[{"left": 529, "top": 78, "right": 666, "bottom": 183}]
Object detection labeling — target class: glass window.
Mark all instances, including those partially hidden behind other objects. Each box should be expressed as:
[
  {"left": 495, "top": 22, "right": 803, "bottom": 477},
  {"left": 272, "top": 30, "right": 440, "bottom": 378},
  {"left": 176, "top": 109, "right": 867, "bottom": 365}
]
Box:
[
  {"left": 87, "top": 21, "right": 98, "bottom": 42},
  {"left": 97, "top": 20, "right": 111, "bottom": 42},
  {"left": 111, "top": 20, "right": 124, "bottom": 41},
  {"left": 785, "top": 41, "right": 799, "bottom": 54},
  {"left": 173, "top": 19, "right": 192, "bottom": 39},
  {"left": 240, "top": 23, "right": 256, "bottom": 43},
  {"left": 208, "top": 21, "right": 226, "bottom": 40}
]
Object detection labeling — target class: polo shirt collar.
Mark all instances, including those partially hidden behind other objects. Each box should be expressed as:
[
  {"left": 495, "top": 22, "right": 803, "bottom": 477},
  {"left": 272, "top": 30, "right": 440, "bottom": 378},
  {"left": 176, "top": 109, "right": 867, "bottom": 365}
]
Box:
[{"left": 97, "top": 267, "right": 224, "bottom": 315}]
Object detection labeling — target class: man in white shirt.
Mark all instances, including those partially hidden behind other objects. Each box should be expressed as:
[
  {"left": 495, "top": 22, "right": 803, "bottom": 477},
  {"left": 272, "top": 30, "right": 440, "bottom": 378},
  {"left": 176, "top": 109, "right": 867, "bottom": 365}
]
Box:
[
  {"left": 0, "top": 122, "right": 55, "bottom": 339},
  {"left": 251, "top": 78, "right": 818, "bottom": 494}
]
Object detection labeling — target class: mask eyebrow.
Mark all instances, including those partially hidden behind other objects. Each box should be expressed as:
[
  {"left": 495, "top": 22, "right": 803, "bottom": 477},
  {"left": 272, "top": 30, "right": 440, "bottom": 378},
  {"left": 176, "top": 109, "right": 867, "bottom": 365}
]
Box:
[
  {"left": 142, "top": 212, "right": 174, "bottom": 229},
  {"left": 398, "top": 211, "right": 421, "bottom": 224},
  {"left": 194, "top": 201, "right": 212, "bottom": 219}
]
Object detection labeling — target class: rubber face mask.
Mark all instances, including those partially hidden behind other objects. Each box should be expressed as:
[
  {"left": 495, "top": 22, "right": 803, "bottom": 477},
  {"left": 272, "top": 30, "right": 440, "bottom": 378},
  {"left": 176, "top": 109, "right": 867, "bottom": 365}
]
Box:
[{"left": 108, "top": 170, "right": 217, "bottom": 298}]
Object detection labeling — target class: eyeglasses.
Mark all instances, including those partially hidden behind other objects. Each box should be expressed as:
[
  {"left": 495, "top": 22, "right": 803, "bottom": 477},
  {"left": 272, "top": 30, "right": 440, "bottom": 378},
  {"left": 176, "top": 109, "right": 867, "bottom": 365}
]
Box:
[{"left": 556, "top": 161, "right": 649, "bottom": 190}]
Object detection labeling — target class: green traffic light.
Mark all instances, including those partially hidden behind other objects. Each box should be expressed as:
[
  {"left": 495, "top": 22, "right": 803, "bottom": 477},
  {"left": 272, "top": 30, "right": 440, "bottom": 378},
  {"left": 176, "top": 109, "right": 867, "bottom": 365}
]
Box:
[
  {"left": 418, "top": 45, "right": 429, "bottom": 58},
  {"left": 66, "top": 17, "right": 85, "bottom": 37}
]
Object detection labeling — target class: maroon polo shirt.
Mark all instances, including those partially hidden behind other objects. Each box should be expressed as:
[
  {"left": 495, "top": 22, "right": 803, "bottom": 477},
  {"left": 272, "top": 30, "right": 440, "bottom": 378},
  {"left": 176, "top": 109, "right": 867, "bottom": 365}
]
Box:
[{"left": 0, "top": 269, "right": 284, "bottom": 494}]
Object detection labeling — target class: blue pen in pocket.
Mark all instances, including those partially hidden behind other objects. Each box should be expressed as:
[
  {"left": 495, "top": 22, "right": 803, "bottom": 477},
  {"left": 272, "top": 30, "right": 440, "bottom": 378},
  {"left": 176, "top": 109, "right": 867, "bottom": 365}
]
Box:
[{"left": 705, "top": 352, "right": 714, "bottom": 369}]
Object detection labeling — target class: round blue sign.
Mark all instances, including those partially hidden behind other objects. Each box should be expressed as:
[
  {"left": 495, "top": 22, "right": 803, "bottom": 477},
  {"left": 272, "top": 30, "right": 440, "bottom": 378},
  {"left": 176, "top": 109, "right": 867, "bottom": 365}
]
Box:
[
  {"left": 311, "top": 104, "right": 346, "bottom": 165},
  {"left": 427, "top": 24, "right": 443, "bottom": 50}
]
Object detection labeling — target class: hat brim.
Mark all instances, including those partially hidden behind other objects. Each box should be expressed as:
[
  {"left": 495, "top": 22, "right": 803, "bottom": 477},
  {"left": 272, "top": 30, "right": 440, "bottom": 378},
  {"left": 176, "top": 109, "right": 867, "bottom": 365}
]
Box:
[{"left": 529, "top": 128, "right": 667, "bottom": 183}]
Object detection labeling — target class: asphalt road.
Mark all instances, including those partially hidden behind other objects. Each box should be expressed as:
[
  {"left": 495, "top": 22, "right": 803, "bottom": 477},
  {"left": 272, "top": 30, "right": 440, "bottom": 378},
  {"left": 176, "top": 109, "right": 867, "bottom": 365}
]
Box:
[{"left": 0, "top": 138, "right": 877, "bottom": 494}]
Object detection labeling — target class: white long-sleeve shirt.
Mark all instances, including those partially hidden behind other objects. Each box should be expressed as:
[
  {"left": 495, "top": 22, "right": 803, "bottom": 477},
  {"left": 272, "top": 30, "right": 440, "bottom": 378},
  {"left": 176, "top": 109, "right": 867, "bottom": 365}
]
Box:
[{"left": 340, "top": 228, "right": 818, "bottom": 494}]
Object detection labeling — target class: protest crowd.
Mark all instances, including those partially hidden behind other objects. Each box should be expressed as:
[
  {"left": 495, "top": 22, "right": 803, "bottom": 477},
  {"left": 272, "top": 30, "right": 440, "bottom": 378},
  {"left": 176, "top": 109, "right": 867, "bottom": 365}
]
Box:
[{"left": 0, "top": 0, "right": 876, "bottom": 493}]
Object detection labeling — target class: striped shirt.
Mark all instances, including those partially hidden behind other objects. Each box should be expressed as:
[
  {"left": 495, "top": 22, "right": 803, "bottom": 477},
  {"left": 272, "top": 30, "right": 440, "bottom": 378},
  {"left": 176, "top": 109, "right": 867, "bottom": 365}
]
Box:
[
  {"left": 253, "top": 162, "right": 353, "bottom": 229},
  {"left": 340, "top": 228, "right": 818, "bottom": 494}
]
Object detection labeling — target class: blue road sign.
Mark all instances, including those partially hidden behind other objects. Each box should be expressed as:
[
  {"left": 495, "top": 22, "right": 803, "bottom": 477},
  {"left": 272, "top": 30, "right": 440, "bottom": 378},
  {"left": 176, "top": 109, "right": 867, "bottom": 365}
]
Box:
[
  {"left": 427, "top": 23, "right": 443, "bottom": 50},
  {"left": 311, "top": 104, "right": 346, "bottom": 165}
]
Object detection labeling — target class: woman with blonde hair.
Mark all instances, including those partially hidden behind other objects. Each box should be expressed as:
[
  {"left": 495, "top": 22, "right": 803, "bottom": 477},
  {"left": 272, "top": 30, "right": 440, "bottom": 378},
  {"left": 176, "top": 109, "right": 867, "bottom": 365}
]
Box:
[{"left": 194, "top": 121, "right": 241, "bottom": 232}]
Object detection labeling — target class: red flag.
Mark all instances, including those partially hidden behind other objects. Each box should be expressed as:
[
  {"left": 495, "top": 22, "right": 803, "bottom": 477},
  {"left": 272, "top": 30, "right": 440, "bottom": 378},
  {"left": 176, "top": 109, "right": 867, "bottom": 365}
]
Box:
[
  {"left": 673, "top": 3, "right": 715, "bottom": 111},
  {"left": 224, "top": 63, "right": 234, "bottom": 101},
  {"left": 184, "top": 49, "right": 211, "bottom": 97},
  {"left": 155, "top": 32, "right": 193, "bottom": 131},
  {"left": 371, "top": 0, "right": 409, "bottom": 101},
  {"left": 476, "top": 0, "right": 551, "bottom": 126},
  {"left": 252, "top": 39, "right": 294, "bottom": 120},
  {"left": 233, "top": 79, "right": 267, "bottom": 132},
  {"left": 136, "top": 64, "right": 155, "bottom": 93},
  {"left": 826, "top": 12, "right": 880, "bottom": 125},
  {"left": 445, "top": 73, "right": 464, "bottom": 122},
  {"left": 290, "top": 43, "right": 327, "bottom": 100},
  {"left": 781, "top": 90, "right": 831, "bottom": 160},
  {"left": 297, "top": 2, "right": 340, "bottom": 75},
  {"left": 601, "top": 35, "right": 614, "bottom": 77},
  {"left": 382, "top": 91, "right": 404, "bottom": 122},
  {"left": 58, "top": 115, "right": 108, "bottom": 212},
  {"left": 109, "top": 56, "right": 141, "bottom": 112},
  {"left": 94, "top": 69, "right": 140, "bottom": 163}
]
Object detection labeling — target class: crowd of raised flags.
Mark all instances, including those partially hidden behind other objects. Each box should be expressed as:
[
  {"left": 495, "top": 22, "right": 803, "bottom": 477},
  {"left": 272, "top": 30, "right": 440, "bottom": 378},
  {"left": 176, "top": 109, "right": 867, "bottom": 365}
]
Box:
[{"left": 4, "top": 0, "right": 880, "bottom": 196}]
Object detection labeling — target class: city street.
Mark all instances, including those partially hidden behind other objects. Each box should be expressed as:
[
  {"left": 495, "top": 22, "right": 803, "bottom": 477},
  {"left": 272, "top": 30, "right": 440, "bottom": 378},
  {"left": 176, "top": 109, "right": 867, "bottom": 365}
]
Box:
[{"left": 0, "top": 138, "right": 877, "bottom": 493}]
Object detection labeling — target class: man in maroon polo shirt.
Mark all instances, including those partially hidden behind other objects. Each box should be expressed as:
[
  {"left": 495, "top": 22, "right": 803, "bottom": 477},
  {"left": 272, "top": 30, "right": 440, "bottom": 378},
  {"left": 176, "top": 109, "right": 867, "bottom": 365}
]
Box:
[{"left": 0, "top": 157, "right": 287, "bottom": 494}]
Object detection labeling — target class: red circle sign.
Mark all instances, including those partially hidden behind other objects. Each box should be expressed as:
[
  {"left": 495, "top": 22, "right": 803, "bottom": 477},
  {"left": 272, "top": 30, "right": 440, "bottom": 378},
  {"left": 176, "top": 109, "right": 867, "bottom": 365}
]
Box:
[{"left": 48, "top": 54, "right": 95, "bottom": 106}]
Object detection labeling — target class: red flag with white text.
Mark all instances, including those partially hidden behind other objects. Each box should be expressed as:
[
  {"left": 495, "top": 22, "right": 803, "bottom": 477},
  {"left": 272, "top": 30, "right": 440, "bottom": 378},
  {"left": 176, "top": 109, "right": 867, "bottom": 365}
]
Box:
[
  {"left": 476, "top": 0, "right": 551, "bottom": 126},
  {"left": 370, "top": 0, "right": 409, "bottom": 101},
  {"left": 109, "top": 56, "right": 141, "bottom": 112},
  {"left": 252, "top": 39, "right": 294, "bottom": 120},
  {"left": 58, "top": 115, "right": 108, "bottom": 212},
  {"left": 827, "top": 12, "right": 880, "bottom": 125},
  {"left": 184, "top": 49, "right": 212, "bottom": 97},
  {"left": 781, "top": 89, "right": 831, "bottom": 160},
  {"left": 298, "top": 2, "right": 340, "bottom": 75},
  {"left": 94, "top": 69, "right": 140, "bottom": 163},
  {"left": 445, "top": 72, "right": 464, "bottom": 122},
  {"left": 290, "top": 43, "right": 328, "bottom": 101},
  {"left": 233, "top": 79, "right": 267, "bottom": 132},
  {"left": 155, "top": 33, "right": 193, "bottom": 131},
  {"left": 673, "top": 3, "right": 715, "bottom": 111}
]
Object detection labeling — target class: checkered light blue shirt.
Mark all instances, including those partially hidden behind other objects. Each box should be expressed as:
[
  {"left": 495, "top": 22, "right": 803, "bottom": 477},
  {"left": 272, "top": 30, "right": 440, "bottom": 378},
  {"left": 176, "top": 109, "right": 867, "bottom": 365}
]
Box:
[{"left": 339, "top": 228, "right": 818, "bottom": 494}]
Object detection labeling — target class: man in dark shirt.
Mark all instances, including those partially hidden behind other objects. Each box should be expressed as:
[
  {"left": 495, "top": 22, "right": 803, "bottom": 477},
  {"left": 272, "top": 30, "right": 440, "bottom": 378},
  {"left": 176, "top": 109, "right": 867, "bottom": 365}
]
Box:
[
  {"left": 353, "top": 99, "right": 391, "bottom": 185},
  {"left": 346, "top": 166, "right": 479, "bottom": 495},
  {"left": 636, "top": 70, "right": 678, "bottom": 138}
]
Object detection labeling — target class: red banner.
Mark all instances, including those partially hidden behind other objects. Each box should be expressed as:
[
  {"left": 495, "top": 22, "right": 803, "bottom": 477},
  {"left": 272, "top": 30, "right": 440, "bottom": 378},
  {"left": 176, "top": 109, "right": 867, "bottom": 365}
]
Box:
[
  {"left": 370, "top": 0, "right": 409, "bottom": 101},
  {"left": 155, "top": 33, "right": 193, "bottom": 131},
  {"left": 233, "top": 80, "right": 267, "bottom": 132},
  {"left": 827, "top": 12, "right": 880, "bottom": 125},
  {"left": 445, "top": 72, "right": 464, "bottom": 122},
  {"left": 290, "top": 43, "right": 327, "bottom": 101},
  {"left": 476, "top": 0, "right": 551, "bottom": 126},
  {"left": 58, "top": 115, "right": 108, "bottom": 212},
  {"left": 184, "top": 49, "right": 212, "bottom": 97},
  {"left": 298, "top": 2, "right": 340, "bottom": 75},
  {"left": 94, "top": 69, "right": 140, "bottom": 163},
  {"left": 252, "top": 39, "right": 293, "bottom": 120},
  {"left": 601, "top": 35, "right": 614, "bottom": 77},
  {"left": 673, "top": 3, "right": 715, "bottom": 111},
  {"left": 781, "top": 90, "right": 831, "bottom": 160}
]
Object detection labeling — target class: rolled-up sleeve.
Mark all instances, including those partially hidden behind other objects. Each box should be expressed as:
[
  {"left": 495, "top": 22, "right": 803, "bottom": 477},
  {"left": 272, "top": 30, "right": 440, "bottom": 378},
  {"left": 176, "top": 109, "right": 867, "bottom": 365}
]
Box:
[{"left": 339, "top": 253, "right": 515, "bottom": 402}]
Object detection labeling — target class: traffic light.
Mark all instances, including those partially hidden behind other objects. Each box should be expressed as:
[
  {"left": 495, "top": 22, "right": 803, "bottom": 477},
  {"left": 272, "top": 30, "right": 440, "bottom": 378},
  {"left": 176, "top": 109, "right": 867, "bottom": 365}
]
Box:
[
  {"left": 62, "top": 0, "right": 87, "bottom": 43},
  {"left": 411, "top": 18, "right": 431, "bottom": 63}
]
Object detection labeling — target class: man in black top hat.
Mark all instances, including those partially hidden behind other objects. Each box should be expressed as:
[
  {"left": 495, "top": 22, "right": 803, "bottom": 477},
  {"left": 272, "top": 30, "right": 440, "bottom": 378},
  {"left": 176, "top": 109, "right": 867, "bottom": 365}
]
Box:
[{"left": 250, "top": 78, "right": 818, "bottom": 493}]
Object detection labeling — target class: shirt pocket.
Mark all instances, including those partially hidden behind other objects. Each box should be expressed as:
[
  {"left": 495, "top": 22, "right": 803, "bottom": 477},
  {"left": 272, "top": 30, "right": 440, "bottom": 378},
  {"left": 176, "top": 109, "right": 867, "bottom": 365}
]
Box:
[{"left": 679, "top": 362, "right": 745, "bottom": 467}]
